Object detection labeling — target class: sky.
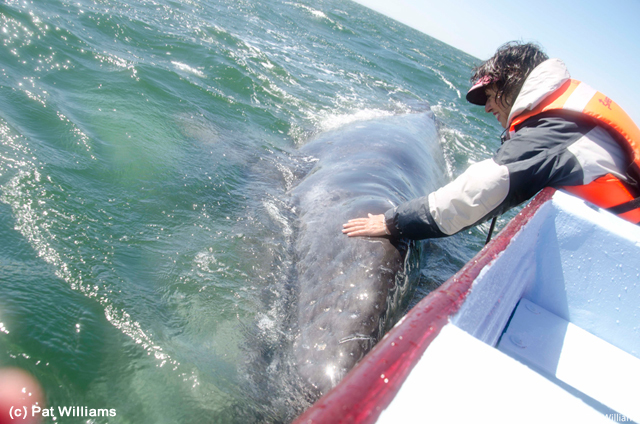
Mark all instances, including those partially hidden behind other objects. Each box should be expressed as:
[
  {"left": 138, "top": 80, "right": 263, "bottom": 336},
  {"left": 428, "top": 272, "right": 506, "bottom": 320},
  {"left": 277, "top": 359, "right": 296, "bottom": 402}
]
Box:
[{"left": 351, "top": 0, "right": 640, "bottom": 124}]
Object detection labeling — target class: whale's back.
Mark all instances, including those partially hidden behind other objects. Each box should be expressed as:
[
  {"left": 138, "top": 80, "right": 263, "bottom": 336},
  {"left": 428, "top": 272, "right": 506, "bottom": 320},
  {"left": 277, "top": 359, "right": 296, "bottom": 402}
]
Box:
[{"left": 290, "top": 112, "right": 447, "bottom": 393}]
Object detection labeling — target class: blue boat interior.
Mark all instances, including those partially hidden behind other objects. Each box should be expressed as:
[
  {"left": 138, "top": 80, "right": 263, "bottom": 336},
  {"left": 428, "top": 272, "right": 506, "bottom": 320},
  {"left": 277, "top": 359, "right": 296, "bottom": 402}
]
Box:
[{"left": 452, "top": 190, "right": 640, "bottom": 422}]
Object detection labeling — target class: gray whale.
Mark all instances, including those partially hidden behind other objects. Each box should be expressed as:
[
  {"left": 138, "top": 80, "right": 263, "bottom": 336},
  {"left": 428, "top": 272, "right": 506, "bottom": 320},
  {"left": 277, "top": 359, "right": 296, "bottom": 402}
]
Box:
[{"left": 290, "top": 111, "right": 447, "bottom": 394}]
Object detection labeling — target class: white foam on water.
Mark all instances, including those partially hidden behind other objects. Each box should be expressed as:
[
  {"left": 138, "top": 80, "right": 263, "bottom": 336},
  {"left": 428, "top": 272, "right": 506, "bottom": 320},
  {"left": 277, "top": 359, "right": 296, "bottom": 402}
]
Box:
[
  {"left": 315, "top": 108, "right": 394, "bottom": 133},
  {"left": 263, "top": 199, "right": 293, "bottom": 238},
  {"left": 171, "top": 61, "right": 206, "bottom": 78},
  {"left": 289, "top": 3, "right": 331, "bottom": 21},
  {"left": 429, "top": 66, "right": 461, "bottom": 98},
  {"left": 95, "top": 52, "right": 139, "bottom": 80}
]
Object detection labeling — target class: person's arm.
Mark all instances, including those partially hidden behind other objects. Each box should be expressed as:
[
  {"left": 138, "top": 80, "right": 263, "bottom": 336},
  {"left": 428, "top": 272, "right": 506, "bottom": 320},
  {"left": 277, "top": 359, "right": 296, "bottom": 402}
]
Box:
[
  {"left": 343, "top": 158, "right": 511, "bottom": 240},
  {"left": 344, "top": 114, "right": 612, "bottom": 241},
  {"left": 388, "top": 158, "right": 511, "bottom": 239}
]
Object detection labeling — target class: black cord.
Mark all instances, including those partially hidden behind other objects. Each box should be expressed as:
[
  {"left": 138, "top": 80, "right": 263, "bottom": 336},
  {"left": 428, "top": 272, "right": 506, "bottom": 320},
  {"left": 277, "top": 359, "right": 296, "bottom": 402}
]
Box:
[{"left": 485, "top": 216, "right": 497, "bottom": 245}]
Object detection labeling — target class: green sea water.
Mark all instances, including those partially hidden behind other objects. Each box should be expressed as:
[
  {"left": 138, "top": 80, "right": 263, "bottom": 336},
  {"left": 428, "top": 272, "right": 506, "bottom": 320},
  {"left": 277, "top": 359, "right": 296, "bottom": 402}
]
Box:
[{"left": 0, "top": 0, "right": 509, "bottom": 422}]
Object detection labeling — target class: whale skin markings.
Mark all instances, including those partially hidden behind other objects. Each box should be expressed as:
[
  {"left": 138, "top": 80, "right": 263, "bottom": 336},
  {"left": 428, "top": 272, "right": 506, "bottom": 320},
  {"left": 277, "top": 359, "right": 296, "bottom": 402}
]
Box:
[{"left": 289, "top": 111, "right": 447, "bottom": 394}]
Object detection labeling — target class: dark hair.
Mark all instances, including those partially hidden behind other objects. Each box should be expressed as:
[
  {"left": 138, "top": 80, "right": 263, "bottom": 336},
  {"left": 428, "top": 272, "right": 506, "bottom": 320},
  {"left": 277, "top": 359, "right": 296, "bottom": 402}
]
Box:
[{"left": 471, "top": 41, "right": 549, "bottom": 107}]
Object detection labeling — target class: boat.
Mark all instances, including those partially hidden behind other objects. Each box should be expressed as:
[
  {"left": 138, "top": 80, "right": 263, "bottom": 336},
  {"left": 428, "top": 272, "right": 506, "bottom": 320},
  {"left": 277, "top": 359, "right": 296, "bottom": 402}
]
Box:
[{"left": 293, "top": 188, "right": 640, "bottom": 424}]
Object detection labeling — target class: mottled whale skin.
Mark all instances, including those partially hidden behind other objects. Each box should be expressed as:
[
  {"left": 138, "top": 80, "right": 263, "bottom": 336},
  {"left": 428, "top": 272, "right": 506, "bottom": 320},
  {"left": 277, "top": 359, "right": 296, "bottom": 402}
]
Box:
[{"left": 290, "top": 111, "right": 446, "bottom": 394}]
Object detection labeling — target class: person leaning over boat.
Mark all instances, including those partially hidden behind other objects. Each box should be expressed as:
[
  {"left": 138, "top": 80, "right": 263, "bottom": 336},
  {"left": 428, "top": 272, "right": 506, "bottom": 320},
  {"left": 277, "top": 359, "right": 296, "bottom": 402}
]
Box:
[{"left": 343, "top": 41, "right": 640, "bottom": 239}]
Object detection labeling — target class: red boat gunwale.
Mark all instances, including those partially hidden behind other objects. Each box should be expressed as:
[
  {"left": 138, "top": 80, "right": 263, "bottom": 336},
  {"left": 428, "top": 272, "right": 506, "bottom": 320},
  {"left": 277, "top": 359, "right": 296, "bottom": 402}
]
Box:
[{"left": 293, "top": 188, "right": 556, "bottom": 424}]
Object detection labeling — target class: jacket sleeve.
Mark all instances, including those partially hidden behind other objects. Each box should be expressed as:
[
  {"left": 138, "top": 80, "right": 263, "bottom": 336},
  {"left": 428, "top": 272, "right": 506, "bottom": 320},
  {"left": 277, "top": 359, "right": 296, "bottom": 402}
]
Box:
[{"left": 384, "top": 158, "right": 511, "bottom": 240}]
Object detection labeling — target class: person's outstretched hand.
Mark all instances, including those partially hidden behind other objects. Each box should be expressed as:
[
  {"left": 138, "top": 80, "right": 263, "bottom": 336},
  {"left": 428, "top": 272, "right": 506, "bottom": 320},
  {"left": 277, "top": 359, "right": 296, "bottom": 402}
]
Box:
[{"left": 342, "top": 213, "right": 389, "bottom": 237}]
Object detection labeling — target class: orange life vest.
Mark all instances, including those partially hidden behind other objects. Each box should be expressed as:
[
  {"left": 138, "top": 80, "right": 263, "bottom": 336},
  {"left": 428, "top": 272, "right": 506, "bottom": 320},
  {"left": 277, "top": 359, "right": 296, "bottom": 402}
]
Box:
[{"left": 509, "top": 79, "right": 640, "bottom": 224}]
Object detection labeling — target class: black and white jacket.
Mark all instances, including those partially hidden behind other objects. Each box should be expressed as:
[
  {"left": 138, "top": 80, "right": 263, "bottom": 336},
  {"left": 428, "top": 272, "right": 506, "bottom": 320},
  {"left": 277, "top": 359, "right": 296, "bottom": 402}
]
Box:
[{"left": 385, "top": 59, "right": 630, "bottom": 240}]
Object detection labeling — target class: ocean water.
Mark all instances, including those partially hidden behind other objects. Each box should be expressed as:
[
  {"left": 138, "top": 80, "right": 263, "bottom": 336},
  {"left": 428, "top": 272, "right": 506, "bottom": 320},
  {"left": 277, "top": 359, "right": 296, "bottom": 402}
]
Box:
[{"left": 0, "top": 0, "right": 509, "bottom": 422}]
